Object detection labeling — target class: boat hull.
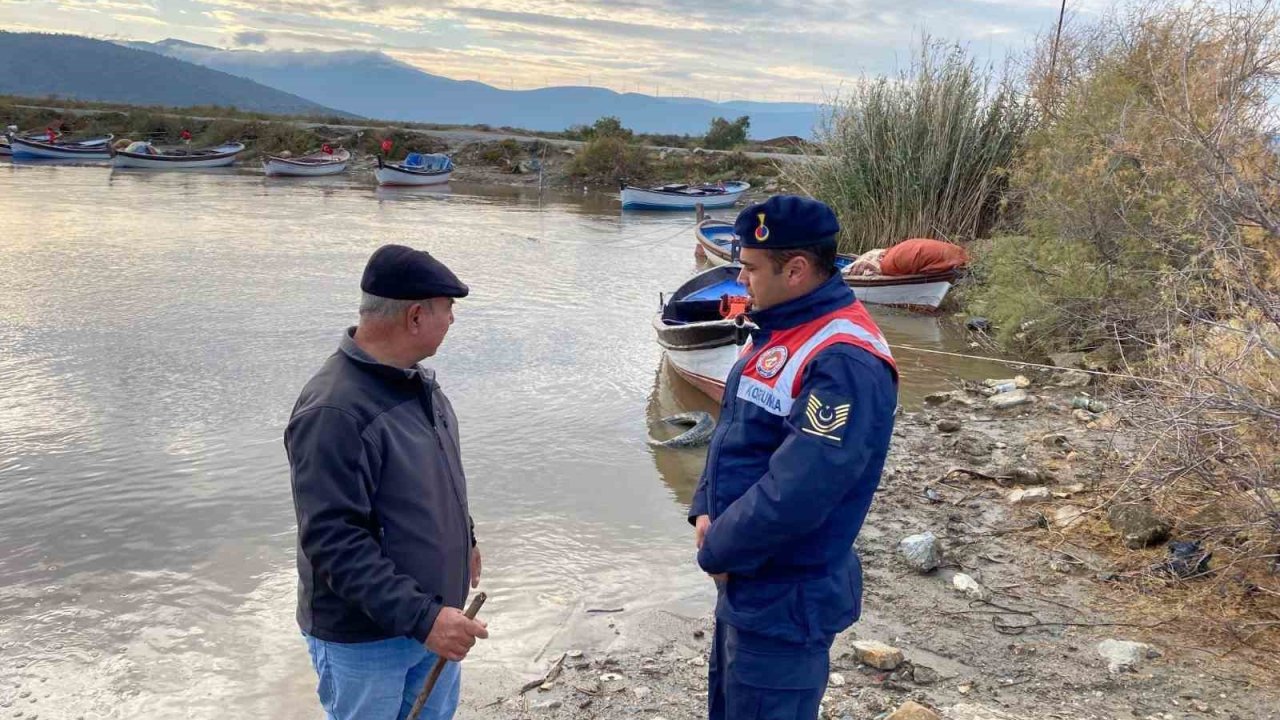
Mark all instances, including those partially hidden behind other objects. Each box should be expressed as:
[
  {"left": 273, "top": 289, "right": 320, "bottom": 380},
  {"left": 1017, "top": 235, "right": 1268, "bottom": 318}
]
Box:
[
  {"left": 112, "top": 147, "right": 242, "bottom": 169},
  {"left": 9, "top": 136, "right": 112, "bottom": 160},
  {"left": 375, "top": 166, "right": 451, "bottom": 186},
  {"left": 622, "top": 182, "right": 749, "bottom": 210},
  {"left": 263, "top": 158, "right": 348, "bottom": 176},
  {"left": 652, "top": 313, "right": 743, "bottom": 402}
]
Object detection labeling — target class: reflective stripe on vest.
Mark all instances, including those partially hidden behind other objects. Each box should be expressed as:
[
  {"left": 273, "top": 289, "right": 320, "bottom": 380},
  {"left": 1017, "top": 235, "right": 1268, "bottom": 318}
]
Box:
[{"left": 735, "top": 302, "right": 896, "bottom": 416}]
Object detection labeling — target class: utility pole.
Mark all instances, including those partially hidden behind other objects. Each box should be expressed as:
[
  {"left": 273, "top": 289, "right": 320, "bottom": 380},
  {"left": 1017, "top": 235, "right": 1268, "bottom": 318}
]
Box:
[{"left": 1049, "top": 0, "right": 1067, "bottom": 84}]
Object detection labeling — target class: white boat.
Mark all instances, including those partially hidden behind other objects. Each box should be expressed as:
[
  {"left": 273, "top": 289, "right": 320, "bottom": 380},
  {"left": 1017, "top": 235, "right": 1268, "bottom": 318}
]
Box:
[
  {"left": 263, "top": 147, "right": 351, "bottom": 177},
  {"left": 111, "top": 141, "right": 244, "bottom": 169},
  {"left": 375, "top": 153, "right": 453, "bottom": 186},
  {"left": 621, "top": 180, "right": 749, "bottom": 210},
  {"left": 694, "top": 219, "right": 957, "bottom": 310},
  {"left": 653, "top": 265, "right": 754, "bottom": 402},
  {"left": 9, "top": 134, "right": 113, "bottom": 160}
]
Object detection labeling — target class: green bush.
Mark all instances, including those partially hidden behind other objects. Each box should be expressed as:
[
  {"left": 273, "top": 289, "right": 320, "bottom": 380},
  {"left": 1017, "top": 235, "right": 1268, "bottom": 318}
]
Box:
[
  {"left": 704, "top": 116, "right": 750, "bottom": 150},
  {"left": 567, "top": 136, "right": 650, "bottom": 185},
  {"left": 786, "top": 41, "right": 1033, "bottom": 255}
]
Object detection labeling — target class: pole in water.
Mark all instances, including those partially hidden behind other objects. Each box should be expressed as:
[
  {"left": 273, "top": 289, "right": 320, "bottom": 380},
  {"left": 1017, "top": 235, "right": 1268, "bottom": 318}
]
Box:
[
  {"left": 696, "top": 202, "right": 705, "bottom": 223},
  {"left": 407, "top": 592, "right": 487, "bottom": 720}
]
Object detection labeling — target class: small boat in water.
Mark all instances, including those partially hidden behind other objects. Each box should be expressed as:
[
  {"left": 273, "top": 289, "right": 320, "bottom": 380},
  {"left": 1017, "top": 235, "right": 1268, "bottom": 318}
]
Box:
[
  {"left": 694, "top": 219, "right": 958, "bottom": 310},
  {"left": 8, "top": 133, "right": 114, "bottom": 160},
  {"left": 111, "top": 140, "right": 245, "bottom": 169},
  {"left": 622, "top": 180, "right": 750, "bottom": 210},
  {"left": 375, "top": 153, "right": 453, "bottom": 186},
  {"left": 263, "top": 146, "right": 351, "bottom": 177},
  {"left": 653, "top": 265, "right": 754, "bottom": 402},
  {"left": 1, "top": 127, "right": 61, "bottom": 157}
]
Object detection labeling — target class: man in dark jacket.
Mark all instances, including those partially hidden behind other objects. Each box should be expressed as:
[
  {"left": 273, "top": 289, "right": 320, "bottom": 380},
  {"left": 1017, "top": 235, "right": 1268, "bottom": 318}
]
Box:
[
  {"left": 690, "top": 196, "right": 898, "bottom": 720},
  {"left": 287, "top": 244, "right": 487, "bottom": 720}
]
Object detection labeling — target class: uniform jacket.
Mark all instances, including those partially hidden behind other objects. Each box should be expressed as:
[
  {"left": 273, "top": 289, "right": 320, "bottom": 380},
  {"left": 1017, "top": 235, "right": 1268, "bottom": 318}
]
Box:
[
  {"left": 692, "top": 274, "right": 898, "bottom": 646},
  {"left": 286, "top": 329, "right": 473, "bottom": 644}
]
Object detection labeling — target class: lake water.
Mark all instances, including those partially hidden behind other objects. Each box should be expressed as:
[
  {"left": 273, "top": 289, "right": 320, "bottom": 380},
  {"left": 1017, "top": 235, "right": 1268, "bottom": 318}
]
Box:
[{"left": 0, "top": 164, "right": 1005, "bottom": 718}]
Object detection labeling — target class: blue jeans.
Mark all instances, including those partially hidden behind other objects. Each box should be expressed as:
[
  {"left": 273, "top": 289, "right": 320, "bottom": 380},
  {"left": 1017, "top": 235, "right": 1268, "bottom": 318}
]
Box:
[{"left": 304, "top": 634, "right": 461, "bottom": 720}]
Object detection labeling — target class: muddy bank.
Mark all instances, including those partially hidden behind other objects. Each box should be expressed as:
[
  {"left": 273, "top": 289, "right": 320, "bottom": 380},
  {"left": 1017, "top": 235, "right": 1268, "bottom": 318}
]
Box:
[{"left": 459, "top": 374, "right": 1280, "bottom": 720}]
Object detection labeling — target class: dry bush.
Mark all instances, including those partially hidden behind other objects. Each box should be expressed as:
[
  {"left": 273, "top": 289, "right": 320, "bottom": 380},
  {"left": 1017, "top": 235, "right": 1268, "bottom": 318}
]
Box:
[{"left": 980, "top": 0, "right": 1280, "bottom": 652}]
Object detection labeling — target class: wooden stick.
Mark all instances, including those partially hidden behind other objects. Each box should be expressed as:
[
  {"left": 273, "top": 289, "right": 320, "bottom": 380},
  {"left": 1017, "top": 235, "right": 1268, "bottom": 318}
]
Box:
[{"left": 407, "top": 592, "right": 487, "bottom": 720}]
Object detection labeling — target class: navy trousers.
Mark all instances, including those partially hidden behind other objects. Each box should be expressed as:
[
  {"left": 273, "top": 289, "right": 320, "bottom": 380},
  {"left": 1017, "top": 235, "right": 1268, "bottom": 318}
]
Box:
[{"left": 707, "top": 621, "right": 830, "bottom": 720}]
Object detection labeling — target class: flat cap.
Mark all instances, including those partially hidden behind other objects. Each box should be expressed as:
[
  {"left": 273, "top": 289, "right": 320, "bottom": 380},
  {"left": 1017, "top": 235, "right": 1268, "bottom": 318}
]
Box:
[
  {"left": 733, "top": 195, "right": 840, "bottom": 250},
  {"left": 360, "top": 244, "right": 469, "bottom": 300}
]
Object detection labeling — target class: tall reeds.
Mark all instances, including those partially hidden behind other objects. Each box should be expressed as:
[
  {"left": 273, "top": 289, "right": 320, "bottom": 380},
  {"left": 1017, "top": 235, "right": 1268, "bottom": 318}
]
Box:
[{"left": 786, "top": 42, "right": 1034, "bottom": 255}]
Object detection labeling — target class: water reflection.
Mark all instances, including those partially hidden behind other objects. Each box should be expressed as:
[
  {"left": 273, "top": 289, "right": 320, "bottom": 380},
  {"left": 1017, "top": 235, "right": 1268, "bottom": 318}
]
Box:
[{"left": 0, "top": 163, "right": 1009, "bottom": 718}]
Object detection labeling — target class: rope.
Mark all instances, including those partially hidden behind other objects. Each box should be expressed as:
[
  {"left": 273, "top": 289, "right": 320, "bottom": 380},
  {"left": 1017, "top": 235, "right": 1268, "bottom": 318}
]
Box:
[{"left": 891, "top": 343, "right": 1178, "bottom": 386}]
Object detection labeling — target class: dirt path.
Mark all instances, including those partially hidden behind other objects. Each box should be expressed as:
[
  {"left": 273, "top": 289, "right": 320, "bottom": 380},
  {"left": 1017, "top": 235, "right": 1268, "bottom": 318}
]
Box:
[{"left": 459, "top": 375, "right": 1280, "bottom": 719}]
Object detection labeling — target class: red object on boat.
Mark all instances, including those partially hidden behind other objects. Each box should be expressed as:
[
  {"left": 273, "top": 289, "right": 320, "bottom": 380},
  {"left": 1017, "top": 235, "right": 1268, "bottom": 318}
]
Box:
[
  {"left": 180, "top": 129, "right": 192, "bottom": 141},
  {"left": 46, "top": 127, "right": 56, "bottom": 142},
  {"left": 322, "top": 144, "right": 333, "bottom": 154},
  {"left": 381, "top": 139, "right": 393, "bottom": 154},
  {"left": 880, "top": 238, "right": 968, "bottom": 276}
]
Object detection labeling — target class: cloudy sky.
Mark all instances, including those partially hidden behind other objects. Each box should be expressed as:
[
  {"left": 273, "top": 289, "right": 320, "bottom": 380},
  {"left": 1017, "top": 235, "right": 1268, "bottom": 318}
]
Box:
[{"left": 0, "top": 0, "right": 1108, "bottom": 102}]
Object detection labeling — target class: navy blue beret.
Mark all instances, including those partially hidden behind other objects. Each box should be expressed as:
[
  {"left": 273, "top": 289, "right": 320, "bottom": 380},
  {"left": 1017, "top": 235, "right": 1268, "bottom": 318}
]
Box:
[
  {"left": 360, "top": 244, "right": 469, "bottom": 300},
  {"left": 733, "top": 195, "right": 839, "bottom": 250}
]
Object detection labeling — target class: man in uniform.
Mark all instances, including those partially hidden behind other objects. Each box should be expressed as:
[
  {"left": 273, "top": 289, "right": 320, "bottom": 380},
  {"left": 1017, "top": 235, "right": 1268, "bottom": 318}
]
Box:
[
  {"left": 286, "top": 244, "right": 488, "bottom": 720},
  {"left": 690, "top": 196, "right": 899, "bottom": 720}
]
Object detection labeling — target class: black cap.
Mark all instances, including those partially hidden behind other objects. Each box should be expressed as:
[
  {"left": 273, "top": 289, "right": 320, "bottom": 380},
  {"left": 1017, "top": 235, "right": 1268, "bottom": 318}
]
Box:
[
  {"left": 733, "top": 195, "right": 840, "bottom": 250},
  {"left": 360, "top": 244, "right": 469, "bottom": 300}
]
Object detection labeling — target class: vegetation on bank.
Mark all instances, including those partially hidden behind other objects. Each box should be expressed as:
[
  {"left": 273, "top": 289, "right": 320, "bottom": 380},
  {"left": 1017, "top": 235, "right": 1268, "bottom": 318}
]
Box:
[{"left": 793, "top": 2, "right": 1278, "bottom": 651}]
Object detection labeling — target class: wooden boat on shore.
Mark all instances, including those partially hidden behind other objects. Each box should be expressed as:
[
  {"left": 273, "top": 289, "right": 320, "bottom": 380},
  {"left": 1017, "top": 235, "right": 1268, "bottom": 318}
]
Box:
[
  {"left": 694, "top": 219, "right": 958, "bottom": 310},
  {"left": 8, "top": 133, "right": 113, "bottom": 160},
  {"left": 263, "top": 147, "right": 351, "bottom": 177},
  {"left": 375, "top": 153, "right": 453, "bottom": 186},
  {"left": 622, "top": 180, "right": 749, "bottom": 210},
  {"left": 111, "top": 141, "right": 244, "bottom": 169},
  {"left": 653, "top": 265, "right": 754, "bottom": 402}
]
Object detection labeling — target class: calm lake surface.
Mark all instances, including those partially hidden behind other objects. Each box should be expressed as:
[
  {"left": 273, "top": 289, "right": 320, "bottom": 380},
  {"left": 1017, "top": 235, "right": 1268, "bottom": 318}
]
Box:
[{"left": 0, "top": 164, "right": 1006, "bottom": 718}]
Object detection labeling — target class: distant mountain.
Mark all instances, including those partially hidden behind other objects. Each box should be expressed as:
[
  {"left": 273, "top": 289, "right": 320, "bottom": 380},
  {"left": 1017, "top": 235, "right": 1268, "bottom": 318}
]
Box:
[
  {"left": 125, "top": 40, "right": 822, "bottom": 139},
  {"left": 0, "top": 32, "right": 350, "bottom": 117}
]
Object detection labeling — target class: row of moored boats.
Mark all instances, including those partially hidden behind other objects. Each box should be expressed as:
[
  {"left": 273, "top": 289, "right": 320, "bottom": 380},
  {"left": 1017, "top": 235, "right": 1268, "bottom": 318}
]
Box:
[{"left": 1, "top": 130, "right": 454, "bottom": 186}]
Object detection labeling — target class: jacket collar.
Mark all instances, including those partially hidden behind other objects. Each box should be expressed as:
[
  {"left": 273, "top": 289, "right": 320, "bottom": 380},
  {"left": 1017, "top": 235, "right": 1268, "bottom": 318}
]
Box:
[
  {"left": 339, "top": 327, "right": 436, "bottom": 385},
  {"left": 748, "top": 273, "right": 855, "bottom": 331}
]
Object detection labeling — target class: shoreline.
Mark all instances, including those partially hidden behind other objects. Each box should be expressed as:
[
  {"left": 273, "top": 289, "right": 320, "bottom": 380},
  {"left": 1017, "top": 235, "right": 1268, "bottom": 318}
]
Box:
[{"left": 459, "top": 374, "right": 1280, "bottom": 719}]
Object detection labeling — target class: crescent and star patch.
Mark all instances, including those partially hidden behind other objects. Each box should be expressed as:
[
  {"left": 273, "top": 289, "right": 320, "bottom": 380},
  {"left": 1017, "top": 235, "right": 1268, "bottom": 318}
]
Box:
[{"left": 801, "top": 391, "right": 852, "bottom": 444}]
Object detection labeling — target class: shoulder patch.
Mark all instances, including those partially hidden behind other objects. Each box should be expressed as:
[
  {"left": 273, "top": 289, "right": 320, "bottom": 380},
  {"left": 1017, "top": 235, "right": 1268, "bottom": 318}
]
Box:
[{"left": 800, "top": 391, "right": 852, "bottom": 445}]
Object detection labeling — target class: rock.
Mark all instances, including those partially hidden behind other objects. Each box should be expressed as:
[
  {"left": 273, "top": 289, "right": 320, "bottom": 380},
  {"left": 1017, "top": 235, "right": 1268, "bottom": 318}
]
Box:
[
  {"left": 951, "top": 432, "right": 993, "bottom": 459},
  {"left": 632, "top": 686, "right": 651, "bottom": 699},
  {"left": 1049, "top": 351, "right": 1086, "bottom": 369},
  {"left": 828, "top": 672, "right": 846, "bottom": 687},
  {"left": 693, "top": 629, "right": 705, "bottom": 639},
  {"left": 1097, "top": 639, "right": 1156, "bottom": 673},
  {"left": 1056, "top": 370, "right": 1092, "bottom": 388},
  {"left": 1083, "top": 343, "right": 1121, "bottom": 371},
  {"left": 982, "top": 376, "right": 1030, "bottom": 389},
  {"left": 952, "top": 573, "right": 989, "bottom": 600},
  {"left": 1072, "top": 409, "right": 1097, "bottom": 424},
  {"left": 1008, "top": 487, "right": 1051, "bottom": 505},
  {"left": 1041, "top": 432, "right": 1072, "bottom": 450},
  {"left": 599, "top": 673, "right": 623, "bottom": 682},
  {"left": 764, "top": 180, "right": 780, "bottom": 192},
  {"left": 936, "top": 419, "right": 962, "bottom": 433},
  {"left": 851, "top": 640, "right": 904, "bottom": 670},
  {"left": 1053, "top": 505, "right": 1088, "bottom": 529},
  {"left": 567, "top": 649, "right": 584, "bottom": 659},
  {"left": 886, "top": 700, "right": 942, "bottom": 720},
  {"left": 533, "top": 699, "right": 563, "bottom": 711},
  {"left": 1004, "top": 466, "right": 1051, "bottom": 485},
  {"left": 911, "top": 664, "right": 940, "bottom": 685},
  {"left": 987, "top": 389, "right": 1032, "bottom": 410},
  {"left": 897, "top": 532, "right": 944, "bottom": 572},
  {"left": 688, "top": 656, "right": 706, "bottom": 667},
  {"left": 924, "top": 390, "right": 971, "bottom": 406},
  {"left": 1107, "top": 503, "right": 1173, "bottom": 548}
]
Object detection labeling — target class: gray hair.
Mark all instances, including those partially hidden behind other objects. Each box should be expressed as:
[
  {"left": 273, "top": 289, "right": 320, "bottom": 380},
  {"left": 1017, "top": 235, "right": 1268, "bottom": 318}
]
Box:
[{"left": 359, "top": 292, "right": 418, "bottom": 319}]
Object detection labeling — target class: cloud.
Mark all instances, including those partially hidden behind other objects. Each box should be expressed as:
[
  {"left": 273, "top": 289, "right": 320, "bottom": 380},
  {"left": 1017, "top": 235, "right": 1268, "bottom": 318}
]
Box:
[{"left": 232, "top": 30, "right": 267, "bottom": 45}]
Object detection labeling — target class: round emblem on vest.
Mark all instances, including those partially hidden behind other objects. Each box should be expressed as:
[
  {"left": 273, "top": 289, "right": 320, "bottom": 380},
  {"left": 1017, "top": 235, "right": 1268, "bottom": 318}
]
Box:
[{"left": 756, "top": 345, "right": 789, "bottom": 379}]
